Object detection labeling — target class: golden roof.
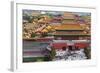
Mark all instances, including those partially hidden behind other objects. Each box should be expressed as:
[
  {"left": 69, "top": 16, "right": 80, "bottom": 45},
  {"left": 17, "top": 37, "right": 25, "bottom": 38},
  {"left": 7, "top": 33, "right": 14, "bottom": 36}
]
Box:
[
  {"left": 55, "top": 24, "right": 84, "bottom": 30},
  {"left": 32, "top": 12, "right": 40, "bottom": 16},
  {"left": 63, "top": 12, "right": 75, "bottom": 19}
]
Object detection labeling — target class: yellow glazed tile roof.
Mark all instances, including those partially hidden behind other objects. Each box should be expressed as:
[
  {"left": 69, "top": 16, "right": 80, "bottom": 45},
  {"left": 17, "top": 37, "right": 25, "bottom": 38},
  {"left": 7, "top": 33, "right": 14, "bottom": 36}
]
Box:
[{"left": 55, "top": 24, "right": 84, "bottom": 30}]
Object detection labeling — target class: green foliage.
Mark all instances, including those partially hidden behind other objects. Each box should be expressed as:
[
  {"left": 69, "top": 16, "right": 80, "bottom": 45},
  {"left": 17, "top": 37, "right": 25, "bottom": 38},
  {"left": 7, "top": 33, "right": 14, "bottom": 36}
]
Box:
[
  {"left": 31, "top": 33, "right": 36, "bottom": 37},
  {"left": 50, "top": 48, "right": 56, "bottom": 60},
  {"left": 84, "top": 47, "right": 91, "bottom": 59}
]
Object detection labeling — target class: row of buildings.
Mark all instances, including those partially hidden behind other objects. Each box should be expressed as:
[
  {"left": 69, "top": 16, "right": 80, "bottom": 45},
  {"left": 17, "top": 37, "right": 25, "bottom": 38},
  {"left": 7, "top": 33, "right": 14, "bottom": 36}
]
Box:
[
  {"left": 23, "top": 11, "right": 90, "bottom": 40},
  {"left": 23, "top": 10, "right": 91, "bottom": 62}
]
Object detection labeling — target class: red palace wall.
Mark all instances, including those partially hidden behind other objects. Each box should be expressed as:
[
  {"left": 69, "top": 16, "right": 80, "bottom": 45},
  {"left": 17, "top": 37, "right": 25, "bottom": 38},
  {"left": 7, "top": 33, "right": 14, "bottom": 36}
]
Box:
[{"left": 52, "top": 42, "right": 90, "bottom": 50}]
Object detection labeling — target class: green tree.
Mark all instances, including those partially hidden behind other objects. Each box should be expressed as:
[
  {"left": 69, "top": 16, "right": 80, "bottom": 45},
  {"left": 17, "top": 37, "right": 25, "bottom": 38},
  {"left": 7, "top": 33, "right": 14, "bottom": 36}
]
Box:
[
  {"left": 31, "top": 32, "right": 36, "bottom": 38},
  {"left": 50, "top": 48, "right": 56, "bottom": 60},
  {"left": 84, "top": 47, "right": 91, "bottom": 59}
]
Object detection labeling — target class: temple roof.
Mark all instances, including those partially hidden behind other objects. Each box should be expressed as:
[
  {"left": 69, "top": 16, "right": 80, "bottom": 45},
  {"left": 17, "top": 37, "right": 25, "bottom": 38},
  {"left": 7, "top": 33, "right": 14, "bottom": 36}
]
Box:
[
  {"left": 62, "top": 12, "right": 76, "bottom": 19},
  {"left": 55, "top": 24, "right": 84, "bottom": 31}
]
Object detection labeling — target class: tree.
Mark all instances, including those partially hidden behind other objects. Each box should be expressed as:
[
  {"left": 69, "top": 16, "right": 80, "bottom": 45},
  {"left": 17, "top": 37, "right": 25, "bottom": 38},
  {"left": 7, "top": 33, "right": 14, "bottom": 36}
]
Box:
[
  {"left": 31, "top": 32, "right": 36, "bottom": 38},
  {"left": 50, "top": 47, "right": 56, "bottom": 60},
  {"left": 84, "top": 47, "right": 91, "bottom": 59}
]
